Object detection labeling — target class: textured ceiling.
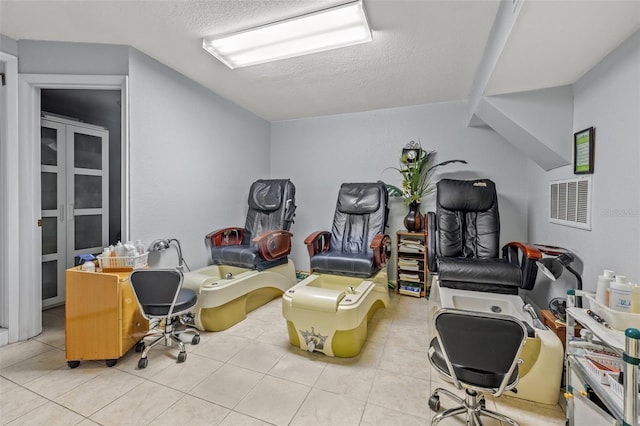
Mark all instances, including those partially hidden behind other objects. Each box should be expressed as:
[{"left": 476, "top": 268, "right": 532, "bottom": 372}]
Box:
[{"left": 1, "top": 0, "right": 639, "bottom": 122}]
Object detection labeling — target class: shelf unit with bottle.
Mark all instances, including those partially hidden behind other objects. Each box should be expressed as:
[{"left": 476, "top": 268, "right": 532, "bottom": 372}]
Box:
[
  {"left": 564, "top": 290, "right": 639, "bottom": 426},
  {"left": 395, "top": 230, "right": 428, "bottom": 298}
]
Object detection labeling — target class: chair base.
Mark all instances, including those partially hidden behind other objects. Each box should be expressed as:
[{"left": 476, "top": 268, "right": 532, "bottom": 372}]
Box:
[
  {"left": 137, "top": 315, "right": 200, "bottom": 369},
  {"left": 282, "top": 270, "right": 389, "bottom": 357},
  {"left": 430, "top": 387, "right": 519, "bottom": 426},
  {"left": 429, "top": 276, "right": 564, "bottom": 405},
  {"left": 183, "top": 260, "right": 297, "bottom": 331}
]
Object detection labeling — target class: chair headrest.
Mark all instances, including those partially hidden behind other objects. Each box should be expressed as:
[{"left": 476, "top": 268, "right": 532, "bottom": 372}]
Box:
[
  {"left": 337, "top": 182, "right": 383, "bottom": 214},
  {"left": 248, "top": 179, "right": 288, "bottom": 212},
  {"left": 437, "top": 179, "right": 496, "bottom": 212}
]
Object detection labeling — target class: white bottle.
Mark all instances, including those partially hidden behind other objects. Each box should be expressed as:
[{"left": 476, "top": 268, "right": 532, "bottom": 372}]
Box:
[
  {"left": 595, "top": 269, "right": 615, "bottom": 305},
  {"left": 124, "top": 241, "right": 136, "bottom": 257},
  {"left": 114, "top": 241, "right": 125, "bottom": 257},
  {"left": 609, "top": 275, "right": 632, "bottom": 312},
  {"left": 81, "top": 260, "right": 95, "bottom": 272},
  {"left": 135, "top": 240, "right": 145, "bottom": 255}
]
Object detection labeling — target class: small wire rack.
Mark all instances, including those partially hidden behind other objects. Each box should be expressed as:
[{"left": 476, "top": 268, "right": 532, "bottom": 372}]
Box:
[{"left": 97, "top": 252, "right": 148, "bottom": 271}]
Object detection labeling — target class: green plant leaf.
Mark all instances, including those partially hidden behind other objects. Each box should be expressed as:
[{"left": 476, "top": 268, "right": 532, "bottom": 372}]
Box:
[
  {"left": 385, "top": 146, "right": 467, "bottom": 205},
  {"left": 385, "top": 184, "right": 404, "bottom": 197}
]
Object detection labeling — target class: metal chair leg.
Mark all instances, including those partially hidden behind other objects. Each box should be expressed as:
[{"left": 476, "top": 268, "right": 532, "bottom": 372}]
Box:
[{"left": 432, "top": 406, "right": 468, "bottom": 425}]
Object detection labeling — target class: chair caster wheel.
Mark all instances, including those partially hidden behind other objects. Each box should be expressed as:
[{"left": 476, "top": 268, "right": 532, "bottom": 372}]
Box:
[
  {"left": 67, "top": 360, "right": 80, "bottom": 369},
  {"left": 135, "top": 341, "right": 145, "bottom": 352},
  {"left": 138, "top": 358, "right": 148, "bottom": 369},
  {"left": 479, "top": 397, "right": 486, "bottom": 409},
  {"left": 428, "top": 394, "right": 440, "bottom": 411},
  {"left": 177, "top": 352, "right": 187, "bottom": 363},
  {"left": 105, "top": 359, "right": 117, "bottom": 367},
  {"left": 191, "top": 335, "right": 200, "bottom": 345}
]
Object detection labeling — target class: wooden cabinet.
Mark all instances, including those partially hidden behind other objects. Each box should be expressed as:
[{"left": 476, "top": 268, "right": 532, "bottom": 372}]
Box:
[
  {"left": 396, "top": 230, "right": 428, "bottom": 297},
  {"left": 65, "top": 267, "right": 148, "bottom": 368}
]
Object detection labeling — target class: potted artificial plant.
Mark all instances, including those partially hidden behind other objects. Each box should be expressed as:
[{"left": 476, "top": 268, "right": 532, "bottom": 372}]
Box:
[{"left": 386, "top": 141, "right": 466, "bottom": 231}]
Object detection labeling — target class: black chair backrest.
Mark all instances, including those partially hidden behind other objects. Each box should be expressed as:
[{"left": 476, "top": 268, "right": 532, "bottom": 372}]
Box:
[
  {"left": 242, "top": 179, "right": 296, "bottom": 245},
  {"left": 129, "top": 269, "right": 183, "bottom": 318},
  {"left": 436, "top": 179, "right": 499, "bottom": 259},
  {"left": 434, "top": 309, "right": 526, "bottom": 388},
  {"left": 330, "top": 181, "right": 388, "bottom": 255}
]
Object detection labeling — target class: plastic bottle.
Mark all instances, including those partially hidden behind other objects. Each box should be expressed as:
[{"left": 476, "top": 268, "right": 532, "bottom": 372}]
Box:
[
  {"left": 81, "top": 260, "right": 95, "bottom": 272},
  {"left": 595, "top": 269, "right": 615, "bottom": 305},
  {"left": 631, "top": 284, "right": 640, "bottom": 314},
  {"left": 135, "top": 240, "right": 145, "bottom": 255},
  {"left": 79, "top": 254, "right": 96, "bottom": 272},
  {"left": 124, "top": 241, "right": 136, "bottom": 257},
  {"left": 114, "top": 241, "right": 125, "bottom": 257},
  {"left": 609, "top": 275, "right": 632, "bottom": 312}
]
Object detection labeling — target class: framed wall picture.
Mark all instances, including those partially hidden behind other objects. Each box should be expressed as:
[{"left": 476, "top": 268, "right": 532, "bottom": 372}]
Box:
[{"left": 574, "top": 127, "right": 595, "bottom": 174}]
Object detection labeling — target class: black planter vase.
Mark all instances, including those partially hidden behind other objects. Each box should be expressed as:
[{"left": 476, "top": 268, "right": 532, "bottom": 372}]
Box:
[{"left": 404, "top": 201, "right": 423, "bottom": 232}]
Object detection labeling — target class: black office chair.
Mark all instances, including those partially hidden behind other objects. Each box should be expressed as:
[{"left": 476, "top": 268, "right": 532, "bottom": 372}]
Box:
[
  {"left": 206, "top": 179, "right": 296, "bottom": 271},
  {"left": 427, "top": 178, "right": 542, "bottom": 295},
  {"left": 428, "top": 308, "right": 527, "bottom": 426},
  {"left": 129, "top": 269, "right": 200, "bottom": 369},
  {"left": 304, "top": 181, "right": 391, "bottom": 278}
]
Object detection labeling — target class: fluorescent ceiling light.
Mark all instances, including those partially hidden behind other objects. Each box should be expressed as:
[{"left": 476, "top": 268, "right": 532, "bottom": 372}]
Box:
[{"left": 202, "top": 0, "right": 372, "bottom": 69}]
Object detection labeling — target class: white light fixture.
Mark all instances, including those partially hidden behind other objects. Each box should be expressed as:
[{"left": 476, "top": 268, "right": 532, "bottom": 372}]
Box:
[{"left": 202, "top": 0, "right": 372, "bottom": 69}]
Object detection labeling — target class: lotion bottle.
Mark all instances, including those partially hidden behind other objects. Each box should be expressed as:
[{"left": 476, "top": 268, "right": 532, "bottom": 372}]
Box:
[
  {"left": 610, "top": 275, "right": 632, "bottom": 312},
  {"left": 631, "top": 284, "right": 640, "bottom": 314},
  {"left": 596, "top": 269, "right": 615, "bottom": 305}
]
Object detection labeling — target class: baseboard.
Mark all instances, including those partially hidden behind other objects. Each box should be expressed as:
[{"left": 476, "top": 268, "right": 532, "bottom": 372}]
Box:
[{"left": 0, "top": 328, "right": 9, "bottom": 347}]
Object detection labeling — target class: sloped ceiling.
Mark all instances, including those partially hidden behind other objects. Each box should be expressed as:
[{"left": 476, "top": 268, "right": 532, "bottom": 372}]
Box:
[{"left": 1, "top": 0, "right": 638, "bottom": 122}]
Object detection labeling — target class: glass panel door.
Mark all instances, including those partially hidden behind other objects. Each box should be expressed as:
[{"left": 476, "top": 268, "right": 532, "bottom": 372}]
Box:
[
  {"left": 40, "top": 117, "right": 109, "bottom": 308},
  {"left": 66, "top": 124, "right": 109, "bottom": 267},
  {"left": 40, "top": 120, "right": 66, "bottom": 307}
]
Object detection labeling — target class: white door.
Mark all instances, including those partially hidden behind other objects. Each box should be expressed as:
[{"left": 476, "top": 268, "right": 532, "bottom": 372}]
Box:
[{"left": 40, "top": 116, "right": 109, "bottom": 307}]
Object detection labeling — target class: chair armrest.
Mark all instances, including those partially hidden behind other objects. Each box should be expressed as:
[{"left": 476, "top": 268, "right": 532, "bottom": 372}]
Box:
[
  {"left": 427, "top": 211, "right": 437, "bottom": 272},
  {"left": 502, "top": 242, "right": 543, "bottom": 291},
  {"left": 205, "top": 227, "right": 244, "bottom": 250},
  {"left": 304, "top": 231, "right": 331, "bottom": 259},
  {"left": 371, "top": 234, "right": 392, "bottom": 268},
  {"left": 503, "top": 241, "right": 543, "bottom": 261},
  {"left": 252, "top": 230, "right": 293, "bottom": 261}
]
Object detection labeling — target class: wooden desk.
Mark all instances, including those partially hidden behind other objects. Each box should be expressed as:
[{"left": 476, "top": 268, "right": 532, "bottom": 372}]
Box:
[{"left": 65, "top": 267, "right": 148, "bottom": 368}]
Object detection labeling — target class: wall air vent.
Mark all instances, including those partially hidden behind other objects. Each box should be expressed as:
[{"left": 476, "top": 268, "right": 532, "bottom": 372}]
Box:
[{"left": 549, "top": 176, "right": 592, "bottom": 230}]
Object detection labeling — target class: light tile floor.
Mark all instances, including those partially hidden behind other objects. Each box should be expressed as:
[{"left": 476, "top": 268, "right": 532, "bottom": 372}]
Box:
[{"left": 0, "top": 292, "right": 567, "bottom": 425}]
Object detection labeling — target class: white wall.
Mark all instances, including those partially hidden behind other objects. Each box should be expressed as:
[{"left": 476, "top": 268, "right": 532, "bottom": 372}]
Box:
[
  {"left": 527, "top": 31, "right": 640, "bottom": 294},
  {"left": 13, "top": 40, "right": 270, "bottom": 271},
  {"left": 0, "top": 39, "right": 270, "bottom": 344},
  {"left": 127, "top": 49, "right": 271, "bottom": 269},
  {"left": 486, "top": 85, "right": 574, "bottom": 163},
  {"left": 271, "top": 100, "right": 530, "bottom": 274},
  {"left": 0, "top": 34, "right": 18, "bottom": 56},
  {"left": 17, "top": 40, "right": 128, "bottom": 75}
]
